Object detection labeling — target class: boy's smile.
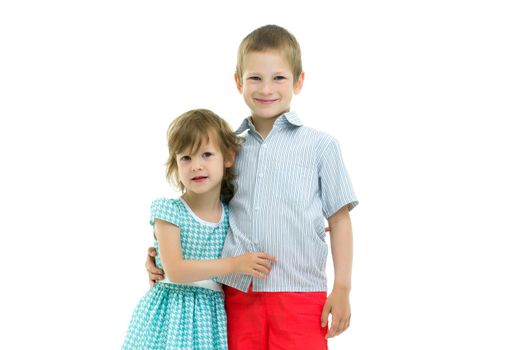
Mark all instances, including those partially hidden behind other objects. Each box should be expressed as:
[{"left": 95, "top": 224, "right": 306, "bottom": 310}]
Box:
[
  {"left": 254, "top": 98, "right": 279, "bottom": 105},
  {"left": 236, "top": 50, "right": 304, "bottom": 135}
]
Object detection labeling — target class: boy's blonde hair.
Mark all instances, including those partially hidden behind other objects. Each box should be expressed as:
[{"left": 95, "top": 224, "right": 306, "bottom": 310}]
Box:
[
  {"left": 165, "top": 109, "right": 241, "bottom": 203},
  {"left": 236, "top": 24, "right": 302, "bottom": 83}
]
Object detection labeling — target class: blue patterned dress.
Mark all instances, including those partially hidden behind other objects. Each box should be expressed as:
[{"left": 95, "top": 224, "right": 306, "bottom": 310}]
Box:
[{"left": 122, "top": 198, "right": 229, "bottom": 350}]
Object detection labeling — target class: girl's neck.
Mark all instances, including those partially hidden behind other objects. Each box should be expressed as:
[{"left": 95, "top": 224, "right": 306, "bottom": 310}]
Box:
[{"left": 181, "top": 190, "right": 223, "bottom": 222}]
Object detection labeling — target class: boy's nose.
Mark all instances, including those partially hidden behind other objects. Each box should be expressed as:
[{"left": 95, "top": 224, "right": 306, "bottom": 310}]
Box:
[{"left": 260, "top": 82, "right": 273, "bottom": 94}]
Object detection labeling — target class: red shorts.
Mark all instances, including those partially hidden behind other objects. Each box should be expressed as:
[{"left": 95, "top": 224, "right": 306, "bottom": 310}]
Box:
[{"left": 224, "top": 285, "right": 328, "bottom": 350}]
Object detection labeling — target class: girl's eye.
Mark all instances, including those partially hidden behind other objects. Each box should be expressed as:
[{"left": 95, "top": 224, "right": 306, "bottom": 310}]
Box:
[
  {"left": 248, "top": 76, "right": 261, "bottom": 81},
  {"left": 180, "top": 155, "right": 191, "bottom": 162},
  {"left": 274, "top": 75, "right": 286, "bottom": 81},
  {"left": 202, "top": 152, "right": 213, "bottom": 158}
]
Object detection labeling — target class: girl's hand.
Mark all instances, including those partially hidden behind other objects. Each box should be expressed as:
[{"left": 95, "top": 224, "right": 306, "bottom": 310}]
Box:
[{"left": 232, "top": 252, "right": 276, "bottom": 278}]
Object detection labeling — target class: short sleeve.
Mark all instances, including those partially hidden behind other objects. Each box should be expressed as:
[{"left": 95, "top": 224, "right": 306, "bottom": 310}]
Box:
[
  {"left": 149, "top": 198, "right": 181, "bottom": 227},
  {"left": 319, "top": 137, "right": 359, "bottom": 218}
]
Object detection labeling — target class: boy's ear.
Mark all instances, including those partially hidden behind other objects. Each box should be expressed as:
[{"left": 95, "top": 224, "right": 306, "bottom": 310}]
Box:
[
  {"left": 293, "top": 71, "right": 305, "bottom": 94},
  {"left": 234, "top": 72, "right": 243, "bottom": 93}
]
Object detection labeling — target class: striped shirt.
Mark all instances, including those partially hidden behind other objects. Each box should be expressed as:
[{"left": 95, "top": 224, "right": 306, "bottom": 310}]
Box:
[{"left": 216, "top": 111, "right": 358, "bottom": 292}]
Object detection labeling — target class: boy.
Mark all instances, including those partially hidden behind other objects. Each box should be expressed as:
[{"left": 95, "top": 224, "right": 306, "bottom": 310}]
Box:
[{"left": 147, "top": 25, "right": 358, "bottom": 349}]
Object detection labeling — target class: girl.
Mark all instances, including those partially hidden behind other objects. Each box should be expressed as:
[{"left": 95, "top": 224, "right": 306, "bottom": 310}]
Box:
[{"left": 122, "top": 109, "right": 275, "bottom": 350}]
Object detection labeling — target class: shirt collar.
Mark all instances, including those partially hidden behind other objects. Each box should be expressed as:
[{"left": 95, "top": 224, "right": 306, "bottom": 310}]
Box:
[{"left": 236, "top": 111, "right": 303, "bottom": 134}]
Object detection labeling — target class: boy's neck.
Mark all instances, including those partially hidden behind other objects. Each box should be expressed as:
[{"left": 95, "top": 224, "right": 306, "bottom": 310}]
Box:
[{"left": 250, "top": 113, "right": 284, "bottom": 139}]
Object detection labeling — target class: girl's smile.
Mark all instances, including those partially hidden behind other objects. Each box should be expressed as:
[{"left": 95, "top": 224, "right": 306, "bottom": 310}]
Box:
[{"left": 191, "top": 176, "right": 208, "bottom": 183}]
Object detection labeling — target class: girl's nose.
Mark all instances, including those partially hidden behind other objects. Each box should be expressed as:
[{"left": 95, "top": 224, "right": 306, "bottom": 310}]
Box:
[{"left": 191, "top": 161, "right": 203, "bottom": 172}]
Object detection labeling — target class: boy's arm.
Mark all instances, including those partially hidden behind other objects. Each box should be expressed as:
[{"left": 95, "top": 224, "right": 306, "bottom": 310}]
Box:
[
  {"left": 146, "top": 247, "right": 165, "bottom": 287},
  {"left": 321, "top": 206, "right": 353, "bottom": 339}
]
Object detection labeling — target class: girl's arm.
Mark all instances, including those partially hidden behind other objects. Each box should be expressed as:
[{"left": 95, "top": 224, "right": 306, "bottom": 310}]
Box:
[{"left": 155, "top": 219, "right": 276, "bottom": 283}]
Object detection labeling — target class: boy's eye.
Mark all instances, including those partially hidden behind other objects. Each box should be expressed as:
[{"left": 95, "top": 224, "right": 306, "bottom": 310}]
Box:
[
  {"left": 248, "top": 76, "right": 261, "bottom": 81},
  {"left": 274, "top": 75, "right": 286, "bottom": 80},
  {"left": 180, "top": 155, "right": 191, "bottom": 161},
  {"left": 202, "top": 152, "right": 213, "bottom": 158}
]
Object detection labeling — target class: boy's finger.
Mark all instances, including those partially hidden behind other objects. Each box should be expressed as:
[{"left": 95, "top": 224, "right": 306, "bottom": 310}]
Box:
[
  {"left": 145, "top": 255, "right": 157, "bottom": 270},
  {"left": 326, "top": 328, "right": 333, "bottom": 339},
  {"left": 327, "top": 314, "right": 344, "bottom": 338},
  {"left": 327, "top": 323, "right": 336, "bottom": 338},
  {"left": 145, "top": 259, "right": 160, "bottom": 271},
  {"left": 147, "top": 247, "right": 156, "bottom": 256},
  {"left": 320, "top": 303, "right": 330, "bottom": 328},
  {"left": 151, "top": 272, "right": 165, "bottom": 279},
  {"left": 334, "top": 320, "right": 345, "bottom": 336},
  {"left": 327, "top": 322, "right": 340, "bottom": 338},
  {"left": 337, "top": 318, "right": 348, "bottom": 335},
  {"left": 147, "top": 264, "right": 164, "bottom": 275},
  {"left": 149, "top": 280, "right": 155, "bottom": 288}
]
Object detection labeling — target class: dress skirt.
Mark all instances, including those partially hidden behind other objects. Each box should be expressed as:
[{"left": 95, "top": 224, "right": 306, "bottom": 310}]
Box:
[{"left": 122, "top": 283, "right": 227, "bottom": 350}]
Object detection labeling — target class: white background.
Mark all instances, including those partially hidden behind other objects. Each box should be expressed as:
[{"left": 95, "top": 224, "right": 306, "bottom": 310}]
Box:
[{"left": 1, "top": 1, "right": 524, "bottom": 349}]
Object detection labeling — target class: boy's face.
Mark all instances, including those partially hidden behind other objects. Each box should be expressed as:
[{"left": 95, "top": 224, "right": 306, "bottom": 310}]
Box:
[{"left": 235, "top": 50, "right": 304, "bottom": 123}]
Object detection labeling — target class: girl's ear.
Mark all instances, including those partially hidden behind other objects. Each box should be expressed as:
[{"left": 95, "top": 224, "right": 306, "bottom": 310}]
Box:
[{"left": 224, "top": 151, "right": 236, "bottom": 168}]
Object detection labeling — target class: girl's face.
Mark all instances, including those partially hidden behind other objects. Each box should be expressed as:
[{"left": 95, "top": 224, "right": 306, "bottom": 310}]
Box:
[{"left": 176, "top": 137, "right": 232, "bottom": 196}]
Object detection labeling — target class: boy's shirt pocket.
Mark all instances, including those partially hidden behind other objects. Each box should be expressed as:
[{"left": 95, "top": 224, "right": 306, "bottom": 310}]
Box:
[{"left": 274, "top": 162, "right": 319, "bottom": 208}]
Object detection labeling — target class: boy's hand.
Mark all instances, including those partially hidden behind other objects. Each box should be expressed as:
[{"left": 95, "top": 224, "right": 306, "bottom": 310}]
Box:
[
  {"left": 321, "top": 286, "right": 351, "bottom": 338},
  {"left": 232, "top": 252, "right": 276, "bottom": 279},
  {"left": 146, "top": 247, "right": 165, "bottom": 287}
]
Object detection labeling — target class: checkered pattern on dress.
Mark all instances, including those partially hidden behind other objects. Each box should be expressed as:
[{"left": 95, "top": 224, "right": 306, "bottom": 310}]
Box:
[{"left": 122, "top": 198, "right": 229, "bottom": 349}]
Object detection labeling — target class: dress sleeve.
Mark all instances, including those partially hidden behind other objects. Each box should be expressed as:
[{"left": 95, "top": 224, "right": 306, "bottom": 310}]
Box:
[
  {"left": 149, "top": 198, "right": 181, "bottom": 227},
  {"left": 319, "top": 137, "right": 359, "bottom": 218}
]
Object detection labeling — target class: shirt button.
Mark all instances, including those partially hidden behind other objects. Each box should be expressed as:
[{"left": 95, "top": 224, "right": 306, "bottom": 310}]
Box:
[
  {"left": 262, "top": 144, "right": 267, "bottom": 148},
  {"left": 258, "top": 173, "right": 263, "bottom": 178},
  {"left": 255, "top": 207, "right": 260, "bottom": 211}
]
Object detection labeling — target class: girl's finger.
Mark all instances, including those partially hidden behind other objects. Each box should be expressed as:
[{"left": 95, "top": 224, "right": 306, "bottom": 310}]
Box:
[
  {"left": 256, "top": 263, "right": 270, "bottom": 273},
  {"left": 258, "top": 253, "right": 277, "bottom": 262},
  {"left": 256, "top": 266, "right": 270, "bottom": 275},
  {"left": 257, "top": 261, "right": 272, "bottom": 271}
]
